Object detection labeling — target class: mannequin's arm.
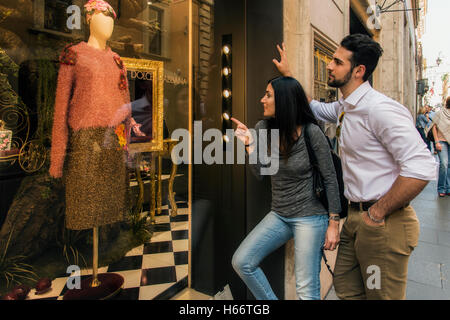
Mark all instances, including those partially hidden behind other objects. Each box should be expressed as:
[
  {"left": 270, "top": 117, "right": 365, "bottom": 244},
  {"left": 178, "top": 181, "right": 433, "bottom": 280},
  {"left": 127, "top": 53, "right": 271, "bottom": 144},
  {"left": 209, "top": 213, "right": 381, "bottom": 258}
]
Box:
[{"left": 49, "top": 63, "right": 75, "bottom": 178}]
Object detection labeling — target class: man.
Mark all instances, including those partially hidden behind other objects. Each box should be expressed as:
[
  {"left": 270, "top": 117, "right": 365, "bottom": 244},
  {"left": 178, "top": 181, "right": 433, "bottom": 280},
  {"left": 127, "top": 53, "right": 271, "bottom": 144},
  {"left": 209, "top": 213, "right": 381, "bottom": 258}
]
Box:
[{"left": 274, "top": 34, "right": 436, "bottom": 300}]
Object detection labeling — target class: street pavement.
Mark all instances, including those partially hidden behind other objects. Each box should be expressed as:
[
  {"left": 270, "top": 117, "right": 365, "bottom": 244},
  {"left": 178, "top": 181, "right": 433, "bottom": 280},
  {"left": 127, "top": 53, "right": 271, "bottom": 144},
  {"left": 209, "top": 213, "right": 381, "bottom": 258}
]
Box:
[
  {"left": 326, "top": 176, "right": 450, "bottom": 300},
  {"left": 405, "top": 178, "right": 450, "bottom": 300}
]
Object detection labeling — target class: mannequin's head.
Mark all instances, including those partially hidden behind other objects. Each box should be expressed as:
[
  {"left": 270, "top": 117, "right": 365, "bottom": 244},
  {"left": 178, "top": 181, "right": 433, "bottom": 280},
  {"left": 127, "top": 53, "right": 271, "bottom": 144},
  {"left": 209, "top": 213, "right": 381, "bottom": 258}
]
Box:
[
  {"left": 84, "top": 0, "right": 116, "bottom": 40},
  {"left": 89, "top": 11, "right": 114, "bottom": 40}
]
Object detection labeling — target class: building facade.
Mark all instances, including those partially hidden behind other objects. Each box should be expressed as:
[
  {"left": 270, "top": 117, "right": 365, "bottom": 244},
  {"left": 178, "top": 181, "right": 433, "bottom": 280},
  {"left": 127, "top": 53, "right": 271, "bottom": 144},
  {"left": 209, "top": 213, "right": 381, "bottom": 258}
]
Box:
[{"left": 283, "top": 0, "right": 424, "bottom": 299}]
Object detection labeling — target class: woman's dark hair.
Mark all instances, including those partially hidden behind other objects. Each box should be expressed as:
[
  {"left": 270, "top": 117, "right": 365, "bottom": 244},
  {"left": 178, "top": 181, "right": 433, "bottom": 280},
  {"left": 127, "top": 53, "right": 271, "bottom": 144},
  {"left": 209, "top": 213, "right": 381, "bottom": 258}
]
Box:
[
  {"left": 267, "top": 76, "right": 318, "bottom": 156},
  {"left": 340, "top": 34, "right": 383, "bottom": 82},
  {"left": 446, "top": 96, "right": 450, "bottom": 108}
]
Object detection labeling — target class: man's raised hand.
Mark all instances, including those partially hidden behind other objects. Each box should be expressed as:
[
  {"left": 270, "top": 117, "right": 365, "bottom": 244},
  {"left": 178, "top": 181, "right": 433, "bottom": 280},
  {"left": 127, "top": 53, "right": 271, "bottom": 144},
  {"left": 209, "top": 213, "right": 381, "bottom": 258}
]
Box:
[{"left": 273, "top": 43, "right": 292, "bottom": 77}]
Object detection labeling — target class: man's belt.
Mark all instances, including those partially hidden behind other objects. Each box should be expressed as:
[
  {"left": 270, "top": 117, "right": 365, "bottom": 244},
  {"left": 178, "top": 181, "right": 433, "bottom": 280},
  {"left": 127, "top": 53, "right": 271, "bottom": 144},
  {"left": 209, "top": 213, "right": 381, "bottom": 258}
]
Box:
[
  {"left": 349, "top": 201, "right": 377, "bottom": 211},
  {"left": 349, "top": 201, "right": 410, "bottom": 211}
]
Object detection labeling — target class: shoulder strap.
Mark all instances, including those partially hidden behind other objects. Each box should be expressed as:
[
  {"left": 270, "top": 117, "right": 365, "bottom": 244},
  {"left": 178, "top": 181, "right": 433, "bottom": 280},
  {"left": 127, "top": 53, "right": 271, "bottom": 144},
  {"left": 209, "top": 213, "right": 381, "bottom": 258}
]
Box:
[
  {"left": 304, "top": 123, "right": 318, "bottom": 167},
  {"left": 304, "top": 123, "right": 336, "bottom": 166}
]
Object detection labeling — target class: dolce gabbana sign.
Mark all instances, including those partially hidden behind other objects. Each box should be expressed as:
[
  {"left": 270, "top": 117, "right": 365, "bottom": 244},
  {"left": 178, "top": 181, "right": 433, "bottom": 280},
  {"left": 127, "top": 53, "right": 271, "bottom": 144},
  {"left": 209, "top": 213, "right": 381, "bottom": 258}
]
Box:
[{"left": 130, "top": 71, "right": 154, "bottom": 81}]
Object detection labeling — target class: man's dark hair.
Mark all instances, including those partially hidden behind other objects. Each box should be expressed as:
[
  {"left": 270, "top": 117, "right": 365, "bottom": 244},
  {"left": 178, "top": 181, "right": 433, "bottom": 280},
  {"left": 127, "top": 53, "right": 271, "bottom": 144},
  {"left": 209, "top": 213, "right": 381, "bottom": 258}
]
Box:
[{"left": 340, "top": 34, "right": 384, "bottom": 82}]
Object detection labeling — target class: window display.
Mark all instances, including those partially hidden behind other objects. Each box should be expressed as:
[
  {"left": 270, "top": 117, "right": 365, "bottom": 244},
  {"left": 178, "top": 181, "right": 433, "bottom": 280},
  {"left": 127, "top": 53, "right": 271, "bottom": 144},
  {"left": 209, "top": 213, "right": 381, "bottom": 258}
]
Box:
[
  {"left": 45, "top": 0, "right": 74, "bottom": 33},
  {"left": 313, "top": 37, "right": 338, "bottom": 103},
  {"left": 0, "top": 0, "right": 190, "bottom": 300}
]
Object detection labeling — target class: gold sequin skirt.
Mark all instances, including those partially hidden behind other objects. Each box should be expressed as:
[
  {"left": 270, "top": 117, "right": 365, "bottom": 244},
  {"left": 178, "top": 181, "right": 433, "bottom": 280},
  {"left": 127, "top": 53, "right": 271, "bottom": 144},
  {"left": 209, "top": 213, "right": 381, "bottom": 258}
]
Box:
[{"left": 64, "top": 126, "right": 130, "bottom": 230}]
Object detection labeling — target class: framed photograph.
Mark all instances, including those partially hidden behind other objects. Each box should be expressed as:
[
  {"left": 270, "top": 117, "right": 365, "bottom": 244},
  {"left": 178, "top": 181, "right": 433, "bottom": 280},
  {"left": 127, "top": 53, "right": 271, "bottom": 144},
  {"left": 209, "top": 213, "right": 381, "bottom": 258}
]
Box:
[{"left": 122, "top": 58, "right": 164, "bottom": 153}]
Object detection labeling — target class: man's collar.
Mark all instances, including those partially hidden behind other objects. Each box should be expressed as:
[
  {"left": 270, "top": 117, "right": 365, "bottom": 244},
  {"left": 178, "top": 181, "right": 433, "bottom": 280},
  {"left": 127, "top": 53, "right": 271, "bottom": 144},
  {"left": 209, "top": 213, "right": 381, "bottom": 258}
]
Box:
[{"left": 344, "top": 81, "right": 372, "bottom": 108}]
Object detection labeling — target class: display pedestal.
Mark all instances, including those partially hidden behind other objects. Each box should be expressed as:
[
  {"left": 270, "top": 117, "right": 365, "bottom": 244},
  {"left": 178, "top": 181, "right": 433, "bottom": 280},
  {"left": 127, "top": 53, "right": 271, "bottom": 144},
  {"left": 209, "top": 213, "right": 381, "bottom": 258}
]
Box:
[
  {"left": 63, "top": 227, "right": 124, "bottom": 300},
  {"left": 63, "top": 273, "right": 124, "bottom": 300}
]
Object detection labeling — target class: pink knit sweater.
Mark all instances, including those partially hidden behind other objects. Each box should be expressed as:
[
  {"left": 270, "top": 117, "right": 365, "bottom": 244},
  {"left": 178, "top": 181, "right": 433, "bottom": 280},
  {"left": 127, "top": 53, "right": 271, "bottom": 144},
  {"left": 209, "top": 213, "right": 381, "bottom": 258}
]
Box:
[{"left": 49, "top": 42, "right": 131, "bottom": 178}]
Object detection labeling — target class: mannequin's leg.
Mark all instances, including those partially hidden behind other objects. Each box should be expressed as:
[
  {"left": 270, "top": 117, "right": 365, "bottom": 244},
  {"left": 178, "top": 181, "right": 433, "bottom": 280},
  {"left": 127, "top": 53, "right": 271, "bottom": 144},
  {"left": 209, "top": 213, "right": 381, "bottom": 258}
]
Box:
[
  {"left": 150, "top": 153, "right": 156, "bottom": 224},
  {"left": 91, "top": 227, "right": 101, "bottom": 287},
  {"left": 168, "top": 142, "right": 178, "bottom": 217},
  {"left": 157, "top": 153, "right": 162, "bottom": 215}
]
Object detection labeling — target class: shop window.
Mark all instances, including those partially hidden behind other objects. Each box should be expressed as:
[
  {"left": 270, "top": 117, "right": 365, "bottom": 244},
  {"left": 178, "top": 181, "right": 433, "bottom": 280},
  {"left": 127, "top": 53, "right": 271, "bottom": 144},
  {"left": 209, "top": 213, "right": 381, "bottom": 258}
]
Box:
[
  {"left": 0, "top": 0, "right": 191, "bottom": 300},
  {"left": 314, "top": 56, "right": 319, "bottom": 81},
  {"left": 148, "top": 6, "right": 162, "bottom": 56},
  {"left": 111, "top": 2, "right": 166, "bottom": 58},
  {"left": 313, "top": 41, "right": 338, "bottom": 103},
  {"left": 320, "top": 60, "right": 327, "bottom": 83},
  {"left": 44, "top": 0, "right": 73, "bottom": 33}
]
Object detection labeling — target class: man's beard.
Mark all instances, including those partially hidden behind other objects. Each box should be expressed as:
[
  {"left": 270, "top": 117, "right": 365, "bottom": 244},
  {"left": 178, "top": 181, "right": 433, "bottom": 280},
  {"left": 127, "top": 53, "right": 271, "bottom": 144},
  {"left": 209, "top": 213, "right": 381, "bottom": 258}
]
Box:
[{"left": 328, "top": 70, "right": 352, "bottom": 88}]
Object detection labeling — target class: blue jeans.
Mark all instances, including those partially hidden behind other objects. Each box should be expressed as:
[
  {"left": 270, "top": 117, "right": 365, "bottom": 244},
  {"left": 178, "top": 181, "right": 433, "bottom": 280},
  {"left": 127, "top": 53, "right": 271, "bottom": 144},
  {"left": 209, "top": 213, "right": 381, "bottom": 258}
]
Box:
[
  {"left": 437, "top": 141, "right": 450, "bottom": 194},
  {"left": 232, "top": 212, "right": 328, "bottom": 300}
]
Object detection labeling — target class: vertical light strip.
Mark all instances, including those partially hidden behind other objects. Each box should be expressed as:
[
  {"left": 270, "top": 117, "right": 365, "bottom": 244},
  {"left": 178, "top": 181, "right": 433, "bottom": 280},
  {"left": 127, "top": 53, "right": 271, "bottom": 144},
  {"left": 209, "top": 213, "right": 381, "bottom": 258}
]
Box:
[
  {"left": 221, "top": 35, "right": 232, "bottom": 143},
  {"left": 188, "top": 0, "right": 193, "bottom": 289}
]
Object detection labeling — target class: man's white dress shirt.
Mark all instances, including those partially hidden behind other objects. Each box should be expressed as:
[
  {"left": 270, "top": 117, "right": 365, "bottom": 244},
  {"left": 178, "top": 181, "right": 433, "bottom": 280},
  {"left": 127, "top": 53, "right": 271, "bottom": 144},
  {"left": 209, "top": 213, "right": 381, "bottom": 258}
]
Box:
[{"left": 310, "top": 81, "right": 437, "bottom": 202}]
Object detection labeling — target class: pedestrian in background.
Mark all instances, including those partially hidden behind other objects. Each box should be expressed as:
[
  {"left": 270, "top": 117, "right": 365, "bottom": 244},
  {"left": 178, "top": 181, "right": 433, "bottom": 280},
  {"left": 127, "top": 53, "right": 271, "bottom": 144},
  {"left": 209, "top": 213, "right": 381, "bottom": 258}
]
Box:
[
  {"left": 274, "top": 34, "right": 436, "bottom": 300},
  {"left": 424, "top": 105, "right": 438, "bottom": 154},
  {"left": 431, "top": 97, "right": 450, "bottom": 197},
  {"left": 417, "top": 107, "right": 431, "bottom": 151}
]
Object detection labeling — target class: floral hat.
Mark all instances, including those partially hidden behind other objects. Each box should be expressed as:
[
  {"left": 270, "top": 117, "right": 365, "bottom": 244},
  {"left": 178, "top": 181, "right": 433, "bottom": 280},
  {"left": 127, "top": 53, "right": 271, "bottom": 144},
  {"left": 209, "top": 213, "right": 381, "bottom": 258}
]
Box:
[{"left": 84, "top": 0, "right": 117, "bottom": 22}]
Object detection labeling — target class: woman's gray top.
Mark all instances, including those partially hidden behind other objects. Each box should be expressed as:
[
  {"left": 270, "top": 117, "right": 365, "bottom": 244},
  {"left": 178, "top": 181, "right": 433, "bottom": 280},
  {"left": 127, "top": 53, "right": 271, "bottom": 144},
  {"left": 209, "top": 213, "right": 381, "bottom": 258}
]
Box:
[{"left": 248, "top": 120, "right": 341, "bottom": 218}]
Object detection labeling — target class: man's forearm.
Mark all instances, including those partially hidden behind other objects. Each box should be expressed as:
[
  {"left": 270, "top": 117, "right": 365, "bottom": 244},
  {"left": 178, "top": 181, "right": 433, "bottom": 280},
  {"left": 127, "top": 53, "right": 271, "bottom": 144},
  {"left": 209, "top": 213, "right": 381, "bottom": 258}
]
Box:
[
  {"left": 432, "top": 125, "right": 439, "bottom": 142},
  {"left": 370, "top": 176, "right": 429, "bottom": 220}
]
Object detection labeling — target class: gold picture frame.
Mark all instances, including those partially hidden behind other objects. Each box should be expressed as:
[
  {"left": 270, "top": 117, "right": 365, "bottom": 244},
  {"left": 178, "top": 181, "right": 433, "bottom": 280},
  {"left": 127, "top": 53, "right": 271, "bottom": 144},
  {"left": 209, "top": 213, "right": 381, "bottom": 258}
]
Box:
[{"left": 122, "top": 58, "right": 164, "bottom": 153}]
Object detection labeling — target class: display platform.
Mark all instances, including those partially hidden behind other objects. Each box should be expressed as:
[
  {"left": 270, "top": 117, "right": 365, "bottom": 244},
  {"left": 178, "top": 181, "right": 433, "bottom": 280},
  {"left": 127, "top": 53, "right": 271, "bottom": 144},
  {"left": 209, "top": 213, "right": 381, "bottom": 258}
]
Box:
[{"left": 26, "top": 202, "right": 189, "bottom": 300}]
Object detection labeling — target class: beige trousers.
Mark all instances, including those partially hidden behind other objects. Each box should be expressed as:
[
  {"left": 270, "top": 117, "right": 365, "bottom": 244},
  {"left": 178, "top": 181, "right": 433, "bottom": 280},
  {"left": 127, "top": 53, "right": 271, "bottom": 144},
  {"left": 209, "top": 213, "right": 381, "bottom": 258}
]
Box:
[{"left": 333, "top": 205, "right": 420, "bottom": 300}]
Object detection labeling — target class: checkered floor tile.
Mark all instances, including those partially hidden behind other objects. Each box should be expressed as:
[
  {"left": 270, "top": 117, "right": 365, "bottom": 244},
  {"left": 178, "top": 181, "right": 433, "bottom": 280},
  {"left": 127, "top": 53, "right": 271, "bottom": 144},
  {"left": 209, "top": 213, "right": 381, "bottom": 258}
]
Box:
[{"left": 26, "top": 202, "right": 189, "bottom": 300}]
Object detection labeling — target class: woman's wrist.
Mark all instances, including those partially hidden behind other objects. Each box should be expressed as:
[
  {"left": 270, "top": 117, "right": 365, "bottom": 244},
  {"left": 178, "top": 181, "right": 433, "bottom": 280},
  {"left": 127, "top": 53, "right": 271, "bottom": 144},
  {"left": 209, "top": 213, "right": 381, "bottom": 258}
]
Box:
[
  {"left": 329, "top": 213, "right": 339, "bottom": 218},
  {"left": 328, "top": 220, "right": 340, "bottom": 228}
]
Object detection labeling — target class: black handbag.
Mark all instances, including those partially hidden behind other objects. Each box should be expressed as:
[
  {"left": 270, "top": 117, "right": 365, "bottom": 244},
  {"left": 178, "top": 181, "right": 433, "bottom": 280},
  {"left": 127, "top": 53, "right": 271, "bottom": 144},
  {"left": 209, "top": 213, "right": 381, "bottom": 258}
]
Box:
[{"left": 303, "top": 124, "right": 348, "bottom": 219}]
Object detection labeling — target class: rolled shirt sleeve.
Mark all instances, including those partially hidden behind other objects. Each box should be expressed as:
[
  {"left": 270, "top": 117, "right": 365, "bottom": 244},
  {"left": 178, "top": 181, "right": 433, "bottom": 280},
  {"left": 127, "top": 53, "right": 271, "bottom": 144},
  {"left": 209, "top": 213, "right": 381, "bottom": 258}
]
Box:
[
  {"left": 309, "top": 99, "right": 341, "bottom": 124},
  {"left": 368, "top": 102, "right": 437, "bottom": 181}
]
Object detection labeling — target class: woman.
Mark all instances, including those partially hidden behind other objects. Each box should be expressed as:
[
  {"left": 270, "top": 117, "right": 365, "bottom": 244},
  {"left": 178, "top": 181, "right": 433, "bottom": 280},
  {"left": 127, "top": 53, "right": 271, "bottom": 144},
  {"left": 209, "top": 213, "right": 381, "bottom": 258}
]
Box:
[
  {"left": 432, "top": 97, "right": 450, "bottom": 197},
  {"left": 231, "top": 77, "right": 341, "bottom": 300}
]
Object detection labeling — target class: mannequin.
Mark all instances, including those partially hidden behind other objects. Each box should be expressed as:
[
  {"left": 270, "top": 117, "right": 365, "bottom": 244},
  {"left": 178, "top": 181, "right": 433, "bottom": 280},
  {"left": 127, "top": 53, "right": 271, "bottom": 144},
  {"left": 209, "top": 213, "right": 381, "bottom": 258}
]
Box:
[{"left": 49, "top": 0, "right": 131, "bottom": 300}]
